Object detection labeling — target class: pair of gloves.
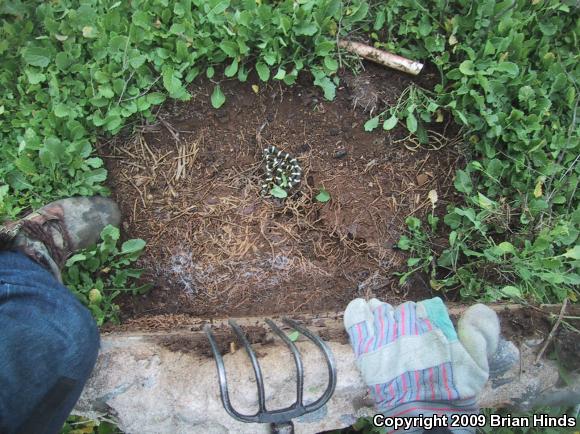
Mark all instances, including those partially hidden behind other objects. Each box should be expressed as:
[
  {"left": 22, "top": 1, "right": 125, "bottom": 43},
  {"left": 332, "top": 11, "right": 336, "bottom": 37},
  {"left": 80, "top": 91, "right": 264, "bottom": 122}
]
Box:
[{"left": 344, "top": 297, "right": 505, "bottom": 433}]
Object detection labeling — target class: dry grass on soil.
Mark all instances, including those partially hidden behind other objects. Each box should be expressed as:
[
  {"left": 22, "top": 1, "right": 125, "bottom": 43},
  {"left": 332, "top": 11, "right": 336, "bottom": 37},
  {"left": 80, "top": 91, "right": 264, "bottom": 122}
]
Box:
[{"left": 101, "top": 64, "right": 463, "bottom": 319}]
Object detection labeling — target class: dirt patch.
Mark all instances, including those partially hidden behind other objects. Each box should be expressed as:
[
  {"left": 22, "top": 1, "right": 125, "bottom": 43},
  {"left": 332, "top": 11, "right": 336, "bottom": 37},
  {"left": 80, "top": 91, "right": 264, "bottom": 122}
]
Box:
[
  {"left": 554, "top": 326, "right": 580, "bottom": 372},
  {"left": 159, "top": 324, "right": 272, "bottom": 357},
  {"left": 497, "top": 305, "right": 580, "bottom": 372},
  {"left": 102, "top": 63, "right": 461, "bottom": 319},
  {"left": 498, "top": 306, "right": 552, "bottom": 344}
]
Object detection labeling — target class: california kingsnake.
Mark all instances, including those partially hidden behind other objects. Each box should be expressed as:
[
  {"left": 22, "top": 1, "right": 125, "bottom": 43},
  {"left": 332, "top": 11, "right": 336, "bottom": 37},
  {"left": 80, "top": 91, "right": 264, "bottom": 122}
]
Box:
[{"left": 261, "top": 145, "right": 302, "bottom": 196}]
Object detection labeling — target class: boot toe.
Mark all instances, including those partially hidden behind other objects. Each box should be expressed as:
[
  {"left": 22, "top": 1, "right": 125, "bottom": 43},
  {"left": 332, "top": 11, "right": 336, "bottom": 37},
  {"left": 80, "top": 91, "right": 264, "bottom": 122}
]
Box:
[{"left": 57, "top": 196, "right": 121, "bottom": 250}]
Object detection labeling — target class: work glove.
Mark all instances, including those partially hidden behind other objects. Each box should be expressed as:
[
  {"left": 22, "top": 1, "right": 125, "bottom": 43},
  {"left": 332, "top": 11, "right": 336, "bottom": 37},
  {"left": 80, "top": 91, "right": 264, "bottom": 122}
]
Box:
[{"left": 344, "top": 297, "right": 500, "bottom": 433}]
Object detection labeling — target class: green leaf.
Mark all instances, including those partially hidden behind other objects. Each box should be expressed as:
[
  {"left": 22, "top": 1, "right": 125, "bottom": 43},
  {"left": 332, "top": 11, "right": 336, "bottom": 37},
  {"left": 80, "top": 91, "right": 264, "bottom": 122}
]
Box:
[
  {"left": 405, "top": 216, "right": 421, "bottom": 231},
  {"left": 100, "top": 225, "right": 120, "bottom": 242},
  {"left": 224, "top": 59, "right": 238, "bottom": 77},
  {"left": 66, "top": 253, "right": 87, "bottom": 266},
  {"left": 295, "top": 22, "right": 317, "bottom": 36},
  {"left": 99, "top": 85, "right": 114, "bottom": 99},
  {"left": 162, "top": 66, "right": 180, "bottom": 94},
  {"left": 0, "top": 185, "right": 9, "bottom": 201},
  {"left": 89, "top": 288, "right": 103, "bottom": 304},
  {"left": 364, "top": 116, "right": 379, "bottom": 131},
  {"left": 270, "top": 185, "right": 287, "bottom": 198},
  {"left": 129, "top": 54, "right": 147, "bottom": 69},
  {"left": 518, "top": 86, "right": 535, "bottom": 102},
  {"left": 54, "top": 103, "right": 70, "bottom": 118},
  {"left": 82, "top": 26, "right": 98, "bottom": 38},
  {"left": 263, "top": 52, "right": 277, "bottom": 66},
  {"left": 84, "top": 168, "right": 108, "bottom": 184},
  {"left": 256, "top": 62, "right": 270, "bottom": 81},
  {"left": 459, "top": 60, "right": 475, "bottom": 75},
  {"left": 497, "top": 241, "right": 516, "bottom": 255},
  {"left": 397, "top": 236, "right": 411, "bottom": 250},
  {"left": 287, "top": 331, "right": 300, "bottom": 342},
  {"left": 54, "top": 52, "right": 70, "bottom": 72},
  {"left": 346, "top": 3, "right": 369, "bottom": 22},
  {"left": 313, "top": 75, "right": 335, "bottom": 100},
  {"left": 562, "top": 245, "right": 580, "bottom": 260},
  {"left": 147, "top": 92, "right": 166, "bottom": 105},
  {"left": 211, "top": 85, "right": 226, "bottom": 109},
  {"left": 449, "top": 231, "right": 457, "bottom": 246},
  {"left": 22, "top": 47, "right": 50, "bottom": 67},
  {"left": 407, "top": 257, "right": 421, "bottom": 266},
  {"left": 121, "top": 239, "right": 146, "bottom": 254},
  {"left": 418, "top": 18, "right": 432, "bottom": 37},
  {"left": 14, "top": 155, "right": 36, "bottom": 175},
  {"left": 324, "top": 56, "right": 338, "bottom": 72},
  {"left": 206, "top": 66, "right": 215, "bottom": 78},
  {"left": 501, "top": 286, "right": 522, "bottom": 298},
  {"left": 25, "top": 69, "right": 46, "bottom": 84},
  {"left": 220, "top": 41, "right": 238, "bottom": 57},
  {"left": 454, "top": 170, "right": 473, "bottom": 194},
  {"left": 315, "top": 188, "right": 331, "bottom": 203},
  {"left": 477, "top": 192, "right": 495, "bottom": 210},
  {"left": 382, "top": 116, "right": 397, "bottom": 130},
  {"left": 494, "top": 62, "right": 519, "bottom": 78},
  {"left": 85, "top": 157, "right": 103, "bottom": 168},
  {"left": 237, "top": 66, "right": 249, "bottom": 82},
  {"left": 406, "top": 113, "right": 418, "bottom": 133},
  {"left": 316, "top": 40, "right": 334, "bottom": 56},
  {"left": 185, "top": 67, "right": 200, "bottom": 83},
  {"left": 444, "top": 212, "right": 462, "bottom": 229}
]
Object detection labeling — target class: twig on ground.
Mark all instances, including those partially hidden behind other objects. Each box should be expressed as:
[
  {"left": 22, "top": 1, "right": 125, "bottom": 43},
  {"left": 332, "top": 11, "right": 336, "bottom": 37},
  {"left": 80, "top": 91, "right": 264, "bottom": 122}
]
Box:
[
  {"left": 159, "top": 118, "right": 181, "bottom": 143},
  {"left": 338, "top": 39, "right": 424, "bottom": 75},
  {"left": 535, "top": 298, "right": 568, "bottom": 364}
]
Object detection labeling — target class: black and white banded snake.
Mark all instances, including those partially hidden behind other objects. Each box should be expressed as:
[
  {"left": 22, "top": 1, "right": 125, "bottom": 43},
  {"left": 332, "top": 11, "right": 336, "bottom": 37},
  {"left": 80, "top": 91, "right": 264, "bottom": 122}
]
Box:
[{"left": 261, "top": 145, "right": 303, "bottom": 196}]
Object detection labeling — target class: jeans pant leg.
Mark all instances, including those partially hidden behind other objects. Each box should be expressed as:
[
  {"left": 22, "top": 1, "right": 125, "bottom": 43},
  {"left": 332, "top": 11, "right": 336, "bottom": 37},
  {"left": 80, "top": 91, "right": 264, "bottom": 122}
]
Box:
[{"left": 0, "top": 251, "right": 100, "bottom": 434}]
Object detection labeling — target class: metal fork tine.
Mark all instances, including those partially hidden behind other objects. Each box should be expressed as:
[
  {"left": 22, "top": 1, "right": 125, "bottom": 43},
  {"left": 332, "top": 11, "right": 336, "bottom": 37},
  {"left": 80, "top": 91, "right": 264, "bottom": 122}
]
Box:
[
  {"left": 228, "top": 319, "right": 267, "bottom": 412},
  {"left": 203, "top": 324, "right": 247, "bottom": 421},
  {"left": 282, "top": 318, "right": 337, "bottom": 413},
  {"left": 205, "top": 318, "right": 336, "bottom": 427},
  {"left": 265, "top": 319, "right": 304, "bottom": 407}
]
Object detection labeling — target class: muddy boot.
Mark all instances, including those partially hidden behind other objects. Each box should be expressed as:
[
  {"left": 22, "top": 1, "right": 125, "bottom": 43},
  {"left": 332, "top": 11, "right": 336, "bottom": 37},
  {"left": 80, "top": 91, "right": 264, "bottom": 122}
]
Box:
[{"left": 0, "top": 197, "right": 121, "bottom": 282}]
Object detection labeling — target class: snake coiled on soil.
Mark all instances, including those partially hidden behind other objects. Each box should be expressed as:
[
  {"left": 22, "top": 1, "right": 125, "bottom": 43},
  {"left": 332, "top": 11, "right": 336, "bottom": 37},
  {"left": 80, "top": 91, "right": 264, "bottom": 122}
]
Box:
[{"left": 261, "top": 145, "right": 302, "bottom": 196}]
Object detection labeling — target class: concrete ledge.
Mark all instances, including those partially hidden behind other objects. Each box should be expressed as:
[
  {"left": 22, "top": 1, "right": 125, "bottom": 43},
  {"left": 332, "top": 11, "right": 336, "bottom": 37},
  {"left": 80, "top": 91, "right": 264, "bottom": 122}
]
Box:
[{"left": 75, "top": 306, "right": 580, "bottom": 433}]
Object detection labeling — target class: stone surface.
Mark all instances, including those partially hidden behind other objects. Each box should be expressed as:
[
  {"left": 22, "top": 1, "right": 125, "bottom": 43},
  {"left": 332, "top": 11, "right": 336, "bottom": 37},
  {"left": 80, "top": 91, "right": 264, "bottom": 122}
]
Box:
[
  {"left": 76, "top": 334, "right": 372, "bottom": 433},
  {"left": 75, "top": 330, "right": 580, "bottom": 434}
]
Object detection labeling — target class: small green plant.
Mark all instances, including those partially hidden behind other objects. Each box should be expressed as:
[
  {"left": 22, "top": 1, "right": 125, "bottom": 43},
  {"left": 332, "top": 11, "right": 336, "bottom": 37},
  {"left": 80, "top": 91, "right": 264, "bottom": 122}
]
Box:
[
  {"left": 61, "top": 416, "right": 121, "bottom": 434},
  {"left": 270, "top": 185, "right": 288, "bottom": 199},
  {"left": 363, "top": 84, "right": 442, "bottom": 144},
  {"left": 397, "top": 195, "right": 579, "bottom": 303},
  {"left": 350, "top": 416, "right": 385, "bottom": 433},
  {"left": 62, "top": 225, "right": 150, "bottom": 325},
  {"left": 316, "top": 187, "right": 331, "bottom": 203},
  {"left": 370, "top": 0, "right": 579, "bottom": 304},
  {"left": 396, "top": 216, "right": 437, "bottom": 285},
  {"left": 0, "top": 0, "right": 370, "bottom": 222},
  {"left": 287, "top": 330, "right": 300, "bottom": 342}
]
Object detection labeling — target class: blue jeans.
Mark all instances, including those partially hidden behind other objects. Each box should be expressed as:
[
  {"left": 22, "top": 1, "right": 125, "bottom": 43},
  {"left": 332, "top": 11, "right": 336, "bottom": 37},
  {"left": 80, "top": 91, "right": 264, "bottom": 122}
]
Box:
[{"left": 0, "top": 251, "right": 99, "bottom": 434}]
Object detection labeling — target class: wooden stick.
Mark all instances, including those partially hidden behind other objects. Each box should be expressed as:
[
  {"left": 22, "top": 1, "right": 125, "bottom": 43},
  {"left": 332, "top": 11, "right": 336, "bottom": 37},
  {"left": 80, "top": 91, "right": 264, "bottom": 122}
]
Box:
[
  {"left": 338, "top": 39, "right": 424, "bottom": 76},
  {"left": 535, "top": 298, "right": 568, "bottom": 364}
]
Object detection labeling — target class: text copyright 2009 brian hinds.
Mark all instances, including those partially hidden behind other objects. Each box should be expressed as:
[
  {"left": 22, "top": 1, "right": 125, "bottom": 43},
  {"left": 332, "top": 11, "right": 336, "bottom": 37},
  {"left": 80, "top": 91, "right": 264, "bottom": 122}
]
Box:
[{"left": 372, "top": 413, "right": 577, "bottom": 431}]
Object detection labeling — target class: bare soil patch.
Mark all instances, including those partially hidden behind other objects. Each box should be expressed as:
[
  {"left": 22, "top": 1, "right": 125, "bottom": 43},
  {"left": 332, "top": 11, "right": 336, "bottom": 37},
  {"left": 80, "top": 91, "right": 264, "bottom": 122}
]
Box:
[{"left": 102, "top": 63, "right": 462, "bottom": 319}]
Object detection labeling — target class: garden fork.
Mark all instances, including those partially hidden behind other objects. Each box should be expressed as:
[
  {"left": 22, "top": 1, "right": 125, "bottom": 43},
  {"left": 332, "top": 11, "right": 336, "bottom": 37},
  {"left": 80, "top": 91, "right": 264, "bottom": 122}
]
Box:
[{"left": 204, "top": 318, "right": 337, "bottom": 434}]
